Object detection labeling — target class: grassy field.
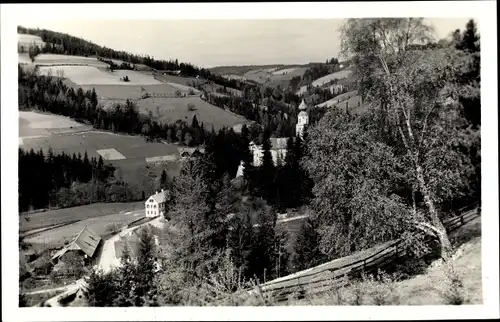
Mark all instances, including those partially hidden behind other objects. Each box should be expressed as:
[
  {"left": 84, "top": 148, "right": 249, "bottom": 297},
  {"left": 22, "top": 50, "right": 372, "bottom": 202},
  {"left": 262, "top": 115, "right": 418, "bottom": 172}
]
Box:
[
  {"left": 20, "top": 201, "right": 145, "bottom": 233},
  {"left": 19, "top": 130, "right": 179, "bottom": 160},
  {"left": 152, "top": 73, "right": 201, "bottom": 87},
  {"left": 222, "top": 74, "right": 248, "bottom": 81},
  {"left": 34, "top": 54, "right": 109, "bottom": 68},
  {"left": 18, "top": 53, "right": 32, "bottom": 64},
  {"left": 19, "top": 127, "right": 183, "bottom": 199},
  {"left": 315, "top": 91, "right": 358, "bottom": 108},
  {"left": 136, "top": 96, "right": 249, "bottom": 131},
  {"left": 76, "top": 83, "right": 184, "bottom": 100},
  {"left": 19, "top": 111, "right": 92, "bottom": 145},
  {"left": 241, "top": 66, "right": 307, "bottom": 88},
  {"left": 312, "top": 69, "right": 353, "bottom": 87},
  {"left": 202, "top": 82, "right": 243, "bottom": 97},
  {"left": 24, "top": 209, "right": 145, "bottom": 248},
  {"left": 38, "top": 66, "right": 162, "bottom": 85},
  {"left": 290, "top": 236, "right": 482, "bottom": 306},
  {"left": 211, "top": 64, "right": 290, "bottom": 76},
  {"left": 297, "top": 69, "right": 354, "bottom": 95},
  {"left": 18, "top": 34, "right": 45, "bottom": 49}
]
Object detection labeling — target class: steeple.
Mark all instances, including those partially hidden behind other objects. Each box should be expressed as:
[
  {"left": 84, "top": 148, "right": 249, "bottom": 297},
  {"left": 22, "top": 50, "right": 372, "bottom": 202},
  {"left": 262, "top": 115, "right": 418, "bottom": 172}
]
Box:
[
  {"left": 299, "top": 99, "right": 307, "bottom": 110},
  {"left": 296, "top": 99, "right": 309, "bottom": 138}
]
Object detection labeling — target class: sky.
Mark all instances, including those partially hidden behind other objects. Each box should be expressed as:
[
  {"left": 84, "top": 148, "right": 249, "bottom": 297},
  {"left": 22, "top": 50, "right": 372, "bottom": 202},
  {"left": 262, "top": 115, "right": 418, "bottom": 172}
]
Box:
[{"left": 17, "top": 18, "right": 473, "bottom": 68}]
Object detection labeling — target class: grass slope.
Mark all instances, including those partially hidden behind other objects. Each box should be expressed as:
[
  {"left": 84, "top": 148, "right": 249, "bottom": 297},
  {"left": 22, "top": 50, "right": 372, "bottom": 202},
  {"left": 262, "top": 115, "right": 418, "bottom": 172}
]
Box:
[{"left": 20, "top": 201, "right": 145, "bottom": 233}]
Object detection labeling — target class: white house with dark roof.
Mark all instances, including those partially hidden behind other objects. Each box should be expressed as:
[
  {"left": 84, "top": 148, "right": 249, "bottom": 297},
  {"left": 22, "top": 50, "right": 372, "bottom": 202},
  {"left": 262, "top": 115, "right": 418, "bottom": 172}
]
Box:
[{"left": 145, "top": 189, "right": 168, "bottom": 218}]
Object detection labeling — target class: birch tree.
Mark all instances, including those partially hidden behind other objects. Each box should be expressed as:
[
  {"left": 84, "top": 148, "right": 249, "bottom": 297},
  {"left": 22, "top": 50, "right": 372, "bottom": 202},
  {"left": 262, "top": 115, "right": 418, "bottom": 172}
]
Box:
[{"left": 340, "top": 18, "right": 477, "bottom": 260}]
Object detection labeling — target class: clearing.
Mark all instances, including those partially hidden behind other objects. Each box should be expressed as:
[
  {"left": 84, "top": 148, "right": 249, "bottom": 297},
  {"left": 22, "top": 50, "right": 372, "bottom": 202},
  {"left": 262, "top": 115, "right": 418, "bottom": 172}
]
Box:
[
  {"left": 18, "top": 34, "right": 45, "bottom": 48},
  {"left": 19, "top": 130, "right": 179, "bottom": 161},
  {"left": 18, "top": 53, "right": 32, "bottom": 65},
  {"left": 34, "top": 54, "right": 109, "bottom": 68},
  {"left": 24, "top": 209, "right": 145, "bottom": 249},
  {"left": 297, "top": 69, "right": 353, "bottom": 95},
  {"left": 38, "top": 66, "right": 163, "bottom": 85},
  {"left": 19, "top": 128, "right": 183, "bottom": 197},
  {"left": 20, "top": 201, "right": 144, "bottom": 233},
  {"left": 135, "top": 96, "right": 249, "bottom": 131},
  {"left": 19, "top": 111, "right": 91, "bottom": 145},
  {"left": 76, "top": 83, "right": 183, "bottom": 100}
]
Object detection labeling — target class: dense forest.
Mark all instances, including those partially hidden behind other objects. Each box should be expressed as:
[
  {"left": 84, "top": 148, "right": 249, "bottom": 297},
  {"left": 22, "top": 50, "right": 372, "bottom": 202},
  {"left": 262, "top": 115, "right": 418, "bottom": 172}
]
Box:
[{"left": 18, "top": 149, "right": 116, "bottom": 211}]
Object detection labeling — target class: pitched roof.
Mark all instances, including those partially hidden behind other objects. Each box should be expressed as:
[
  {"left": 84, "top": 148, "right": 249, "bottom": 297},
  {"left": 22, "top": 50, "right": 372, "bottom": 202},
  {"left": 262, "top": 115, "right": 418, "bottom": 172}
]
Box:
[
  {"left": 73, "top": 227, "right": 102, "bottom": 257},
  {"left": 150, "top": 190, "right": 168, "bottom": 204},
  {"left": 299, "top": 99, "right": 307, "bottom": 110},
  {"left": 51, "top": 226, "right": 102, "bottom": 260}
]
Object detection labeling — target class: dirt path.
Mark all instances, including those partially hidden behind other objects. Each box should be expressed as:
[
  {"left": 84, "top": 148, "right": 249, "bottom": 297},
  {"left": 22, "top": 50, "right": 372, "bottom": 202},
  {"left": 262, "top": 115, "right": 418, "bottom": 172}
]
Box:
[
  {"left": 25, "top": 285, "right": 70, "bottom": 295},
  {"left": 97, "top": 216, "right": 161, "bottom": 273},
  {"left": 37, "top": 216, "right": 160, "bottom": 306}
]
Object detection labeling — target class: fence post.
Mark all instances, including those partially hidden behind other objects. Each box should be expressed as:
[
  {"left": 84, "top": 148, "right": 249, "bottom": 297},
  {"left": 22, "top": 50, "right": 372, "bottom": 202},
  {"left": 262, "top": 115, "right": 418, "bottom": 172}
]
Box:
[{"left": 460, "top": 215, "right": 465, "bottom": 226}]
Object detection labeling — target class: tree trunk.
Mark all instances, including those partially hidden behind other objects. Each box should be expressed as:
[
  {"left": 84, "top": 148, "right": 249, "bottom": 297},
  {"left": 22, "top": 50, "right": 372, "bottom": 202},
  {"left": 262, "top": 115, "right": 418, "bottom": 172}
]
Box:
[{"left": 415, "top": 163, "right": 452, "bottom": 261}]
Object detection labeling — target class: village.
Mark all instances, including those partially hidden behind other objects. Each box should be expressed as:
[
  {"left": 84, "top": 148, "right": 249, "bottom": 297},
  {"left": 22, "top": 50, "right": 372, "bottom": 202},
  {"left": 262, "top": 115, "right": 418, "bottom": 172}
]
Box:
[{"left": 8, "top": 12, "right": 490, "bottom": 312}]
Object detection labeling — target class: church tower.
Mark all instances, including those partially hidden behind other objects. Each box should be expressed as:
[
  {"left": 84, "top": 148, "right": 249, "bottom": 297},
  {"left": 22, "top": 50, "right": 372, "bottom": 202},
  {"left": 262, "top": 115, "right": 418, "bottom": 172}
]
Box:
[{"left": 296, "top": 99, "right": 309, "bottom": 138}]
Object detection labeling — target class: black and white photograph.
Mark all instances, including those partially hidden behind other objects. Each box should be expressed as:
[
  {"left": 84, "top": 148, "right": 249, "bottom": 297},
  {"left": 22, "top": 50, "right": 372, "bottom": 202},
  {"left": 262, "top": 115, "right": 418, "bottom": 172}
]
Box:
[{"left": 1, "top": 1, "right": 498, "bottom": 321}]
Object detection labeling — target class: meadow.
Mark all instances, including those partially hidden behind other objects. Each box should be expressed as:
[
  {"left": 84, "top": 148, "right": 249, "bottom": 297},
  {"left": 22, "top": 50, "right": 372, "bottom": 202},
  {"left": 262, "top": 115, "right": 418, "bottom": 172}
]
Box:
[
  {"left": 315, "top": 90, "right": 359, "bottom": 108},
  {"left": 297, "top": 69, "right": 354, "bottom": 95},
  {"left": 19, "top": 130, "right": 179, "bottom": 161},
  {"left": 34, "top": 54, "right": 109, "bottom": 68},
  {"left": 242, "top": 66, "right": 307, "bottom": 88},
  {"left": 20, "top": 201, "right": 145, "bottom": 233},
  {"left": 38, "top": 66, "right": 162, "bottom": 85},
  {"left": 77, "top": 83, "right": 184, "bottom": 100},
  {"left": 311, "top": 69, "right": 353, "bottom": 87},
  {"left": 18, "top": 34, "right": 45, "bottom": 48},
  {"left": 18, "top": 53, "right": 32, "bottom": 65},
  {"left": 24, "top": 210, "right": 145, "bottom": 248},
  {"left": 136, "top": 96, "right": 249, "bottom": 130},
  {"left": 19, "top": 111, "right": 92, "bottom": 145}
]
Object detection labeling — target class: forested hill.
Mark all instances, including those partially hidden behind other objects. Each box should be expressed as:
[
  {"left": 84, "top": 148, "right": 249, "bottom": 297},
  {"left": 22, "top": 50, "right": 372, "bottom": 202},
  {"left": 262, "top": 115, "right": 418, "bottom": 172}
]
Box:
[{"left": 17, "top": 26, "right": 248, "bottom": 90}]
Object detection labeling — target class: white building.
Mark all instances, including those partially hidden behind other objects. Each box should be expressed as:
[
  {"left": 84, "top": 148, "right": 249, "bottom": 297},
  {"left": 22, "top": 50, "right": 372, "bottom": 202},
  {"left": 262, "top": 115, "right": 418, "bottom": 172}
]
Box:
[
  {"left": 235, "top": 100, "right": 309, "bottom": 178},
  {"left": 145, "top": 189, "right": 168, "bottom": 218},
  {"left": 296, "top": 99, "right": 309, "bottom": 139},
  {"left": 249, "top": 138, "right": 288, "bottom": 167}
]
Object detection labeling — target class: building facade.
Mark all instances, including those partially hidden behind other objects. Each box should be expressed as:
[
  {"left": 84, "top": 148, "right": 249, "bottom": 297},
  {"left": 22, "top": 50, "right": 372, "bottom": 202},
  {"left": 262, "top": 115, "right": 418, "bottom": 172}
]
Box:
[
  {"left": 145, "top": 189, "right": 168, "bottom": 218},
  {"left": 296, "top": 99, "right": 309, "bottom": 139}
]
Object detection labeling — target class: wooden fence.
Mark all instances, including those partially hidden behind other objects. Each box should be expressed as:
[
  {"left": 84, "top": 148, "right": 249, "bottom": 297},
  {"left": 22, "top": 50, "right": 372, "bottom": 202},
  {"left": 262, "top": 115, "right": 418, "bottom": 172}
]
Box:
[{"left": 252, "top": 202, "right": 480, "bottom": 302}]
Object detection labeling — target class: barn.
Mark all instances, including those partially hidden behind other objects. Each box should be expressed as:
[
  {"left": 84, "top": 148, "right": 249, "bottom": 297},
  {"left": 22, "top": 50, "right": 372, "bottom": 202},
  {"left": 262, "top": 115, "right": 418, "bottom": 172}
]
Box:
[{"left": 51, "top": 227, "right": 102, "bottom": 265}]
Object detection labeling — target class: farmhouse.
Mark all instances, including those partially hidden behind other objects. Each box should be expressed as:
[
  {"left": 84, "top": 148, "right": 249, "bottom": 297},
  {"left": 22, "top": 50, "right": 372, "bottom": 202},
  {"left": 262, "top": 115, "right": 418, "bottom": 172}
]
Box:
[
  {"left": 51, "top": 226, "right": 102, "bottom": 265},
  {"left": 145, "top": 189, "right": 169, "bottom": 218}
]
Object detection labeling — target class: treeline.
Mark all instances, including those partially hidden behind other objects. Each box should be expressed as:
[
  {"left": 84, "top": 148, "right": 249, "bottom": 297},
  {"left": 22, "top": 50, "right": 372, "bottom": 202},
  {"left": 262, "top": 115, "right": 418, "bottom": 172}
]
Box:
[
  {"left": 97, "top": 57, "right": 134, "bottom": 71},
  {"left": 17, "top": 26, "right": 247, "bottom": 91},
  {"left": 18, "top": 149, "right": 115, "bottom": 212}
]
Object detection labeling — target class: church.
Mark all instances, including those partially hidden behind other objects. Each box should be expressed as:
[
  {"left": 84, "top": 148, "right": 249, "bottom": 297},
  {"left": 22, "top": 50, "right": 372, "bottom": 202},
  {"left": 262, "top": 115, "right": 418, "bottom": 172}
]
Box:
[{"left": 235, "top": 99, "right": 309, "bottom": 177}]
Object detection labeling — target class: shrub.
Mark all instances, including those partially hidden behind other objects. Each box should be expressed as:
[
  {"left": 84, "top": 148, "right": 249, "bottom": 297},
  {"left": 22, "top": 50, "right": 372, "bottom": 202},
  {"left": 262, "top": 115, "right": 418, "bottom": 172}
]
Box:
[
  {"left": 436, "top": 261, "right": 468, "bottom": 305},
  {"left": 105, "top": 222, "right": 123, "bottom": 234},
  {"left": 187, "top": 103, "right": 196, "bottom": 111},
  {"left": 175, "top": 90, "right": 182, "bottom": 97}
]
